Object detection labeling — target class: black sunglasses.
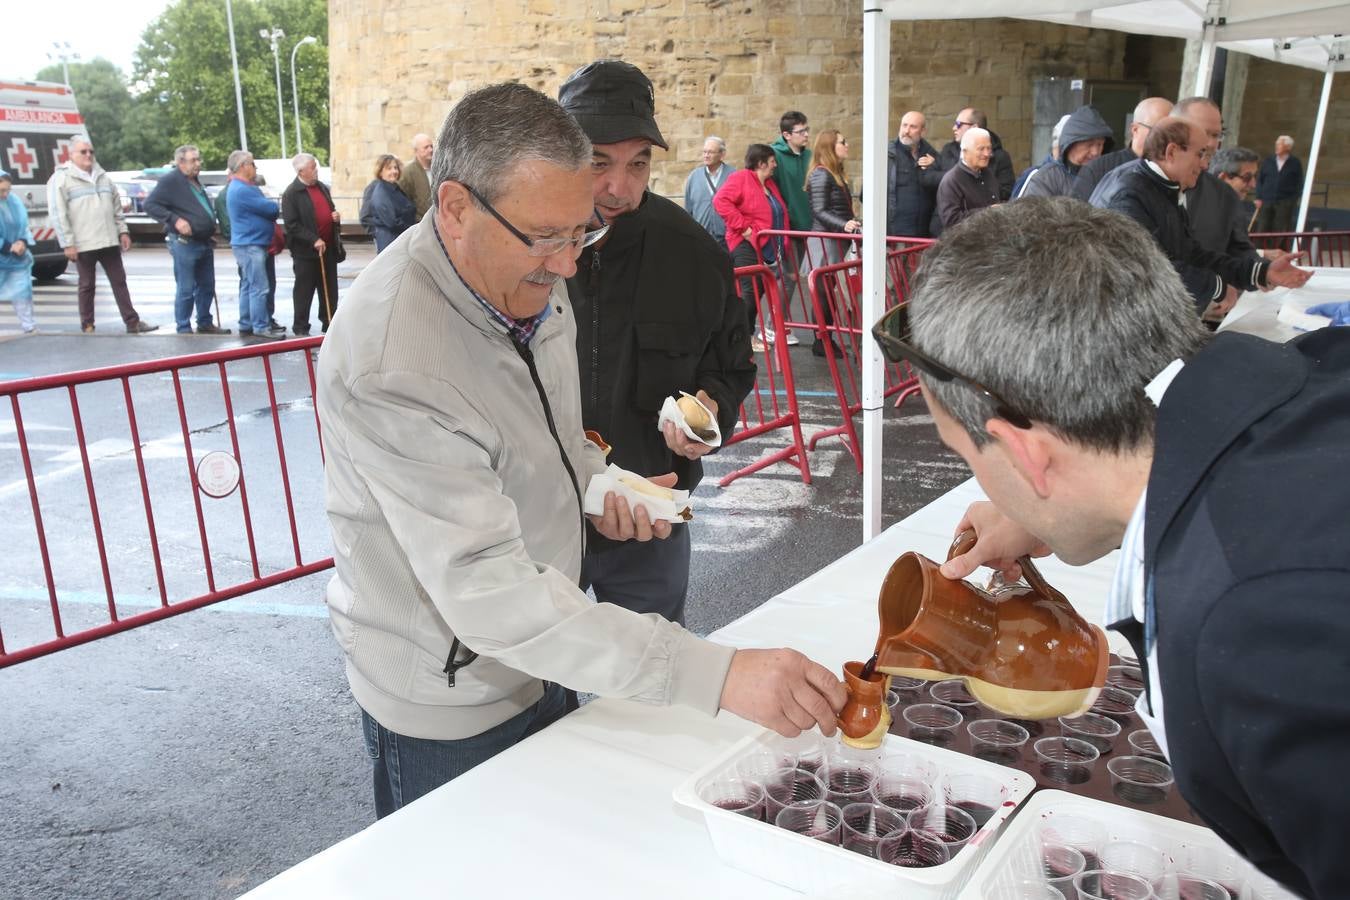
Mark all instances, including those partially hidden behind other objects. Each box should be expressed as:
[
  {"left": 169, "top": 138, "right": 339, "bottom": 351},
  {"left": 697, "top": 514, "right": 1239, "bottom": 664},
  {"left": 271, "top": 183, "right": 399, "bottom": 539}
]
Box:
[{"left": 871, "top": 303, "right": 1034, "bottom": 429}]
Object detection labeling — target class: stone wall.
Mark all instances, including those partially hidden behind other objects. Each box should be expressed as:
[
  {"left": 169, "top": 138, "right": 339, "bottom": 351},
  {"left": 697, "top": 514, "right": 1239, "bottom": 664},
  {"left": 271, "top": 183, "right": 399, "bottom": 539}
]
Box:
[{"left": 328, "top": 2, "right": 1346, "bottom": 216}]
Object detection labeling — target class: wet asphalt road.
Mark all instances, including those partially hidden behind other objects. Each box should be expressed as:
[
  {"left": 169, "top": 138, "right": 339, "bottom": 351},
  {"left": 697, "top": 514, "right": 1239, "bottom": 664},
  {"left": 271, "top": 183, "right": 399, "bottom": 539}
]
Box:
[{"left": 0, "top": 246, "right": 970, "bottom": 899}]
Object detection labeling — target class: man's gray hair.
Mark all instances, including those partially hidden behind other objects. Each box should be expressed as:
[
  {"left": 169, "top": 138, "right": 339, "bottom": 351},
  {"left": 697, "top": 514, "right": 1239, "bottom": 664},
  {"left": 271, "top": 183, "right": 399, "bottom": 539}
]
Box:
[
  {"left": 960, "top": 127, "right": 990, "bottom": 151},
  {"left": 174, "top": 145, "right": 199, "bottom": 164},
  {"left": 429, "top": 82, "right": 591, "bottom": 205},
  {"left": 69, "top": 134, "right": 93, "bottom": 149},
  {"left": 1209, "top": 146, "right": 1259, "bottom": 176},
  {"left": 226, "top": 150, "right": 253, "bottom": 173},
  {"left": 292, "top": 152, "right": 317, "bottom": 172},
  {"left": 705, "top": 135, "right": 727, "bottom": 152},
  {"left": 908, "top": 197, "right": 1208, "bottom": 452},
  {"left": 1277, "top": 134, "right": 1295, "bottom": 149}
]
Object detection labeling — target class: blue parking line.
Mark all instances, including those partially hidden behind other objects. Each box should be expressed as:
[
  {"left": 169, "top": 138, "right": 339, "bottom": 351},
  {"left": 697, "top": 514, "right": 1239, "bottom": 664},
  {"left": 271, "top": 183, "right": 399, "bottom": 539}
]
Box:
[{"left": 1, "top": 585, "right": 329, "bottom": 619}]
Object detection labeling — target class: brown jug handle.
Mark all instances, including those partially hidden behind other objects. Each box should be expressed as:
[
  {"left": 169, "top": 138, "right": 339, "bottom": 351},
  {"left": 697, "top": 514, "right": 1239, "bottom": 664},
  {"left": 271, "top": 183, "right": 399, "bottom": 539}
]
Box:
[{"left": 947, "top": 529, "right": 1063, "bottom": 600}]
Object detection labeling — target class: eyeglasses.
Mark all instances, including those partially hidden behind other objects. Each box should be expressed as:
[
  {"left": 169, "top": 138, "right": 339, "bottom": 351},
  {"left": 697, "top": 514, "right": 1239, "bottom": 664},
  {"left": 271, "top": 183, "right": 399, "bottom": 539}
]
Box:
[
  {"left": 460, "top": 183, "right": 609, "bottom": 257},
  {"left": 790, "top": 127, "right": 810, "bottom": 136},
  {"left": 954, "top": 120, "right": 976, "bottom": 129},
  {"left": 871, "top": 303, "right": 1033, "bottom": 429},
  {"left": 73, "top": 149, "right": 93, "bottom": 155},
  {"left": 1233, "top": 172, "right": 1257, "bottom": 183}
]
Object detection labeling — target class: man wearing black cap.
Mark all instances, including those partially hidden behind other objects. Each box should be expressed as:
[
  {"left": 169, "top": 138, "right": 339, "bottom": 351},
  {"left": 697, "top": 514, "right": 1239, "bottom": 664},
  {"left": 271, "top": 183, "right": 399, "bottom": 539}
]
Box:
[{"left": 559, "top": 60, "right": 755, "bottom": 628}]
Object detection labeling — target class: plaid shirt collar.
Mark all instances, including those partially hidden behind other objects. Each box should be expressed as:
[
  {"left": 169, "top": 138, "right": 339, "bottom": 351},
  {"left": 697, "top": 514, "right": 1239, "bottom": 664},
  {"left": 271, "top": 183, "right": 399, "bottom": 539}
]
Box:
[{"left": 432, "top": 220, "right": 551, "bottom": 345}]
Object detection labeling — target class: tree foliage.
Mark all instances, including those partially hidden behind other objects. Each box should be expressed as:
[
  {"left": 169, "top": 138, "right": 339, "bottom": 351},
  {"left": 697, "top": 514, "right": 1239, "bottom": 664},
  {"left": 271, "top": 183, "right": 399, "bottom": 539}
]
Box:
[
  {"left": 133, "top": 0, "right": 329, "bottom": 168},
  {"left": 33, "top": 59, "right": 171, "bottom": 172}
]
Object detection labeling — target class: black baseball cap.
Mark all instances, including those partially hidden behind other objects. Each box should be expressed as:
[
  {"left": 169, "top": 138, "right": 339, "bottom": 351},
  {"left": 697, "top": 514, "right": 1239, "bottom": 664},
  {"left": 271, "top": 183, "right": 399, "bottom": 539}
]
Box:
[{"left": 558, "top": 60, "right": 668, "bottom": 150}]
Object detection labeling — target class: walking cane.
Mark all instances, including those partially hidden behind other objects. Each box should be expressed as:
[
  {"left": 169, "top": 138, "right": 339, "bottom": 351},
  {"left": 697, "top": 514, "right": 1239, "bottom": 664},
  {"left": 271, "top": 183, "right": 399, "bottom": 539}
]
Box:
[
  {"left": 318, "top": 245, "right": 333, "bottom": 326},
  {"left": 1247, "top": 207, "right": 1260, "bottom": 233}
]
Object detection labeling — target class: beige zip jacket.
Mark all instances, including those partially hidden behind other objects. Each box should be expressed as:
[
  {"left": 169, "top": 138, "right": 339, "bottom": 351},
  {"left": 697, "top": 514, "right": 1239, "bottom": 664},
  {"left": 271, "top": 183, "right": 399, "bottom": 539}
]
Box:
[
  {"left": 317, "top": 215, "right": 735, "bottom": 740},
  {"left": 46, "top": 162, "right": 127, "bottom": 252}
]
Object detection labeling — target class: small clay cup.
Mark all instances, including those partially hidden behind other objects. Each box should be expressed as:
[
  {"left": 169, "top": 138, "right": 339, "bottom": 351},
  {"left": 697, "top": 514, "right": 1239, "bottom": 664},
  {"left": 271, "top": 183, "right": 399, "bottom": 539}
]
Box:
[{"left": 839, "top": 660, "right": 890, "bottom": 746}]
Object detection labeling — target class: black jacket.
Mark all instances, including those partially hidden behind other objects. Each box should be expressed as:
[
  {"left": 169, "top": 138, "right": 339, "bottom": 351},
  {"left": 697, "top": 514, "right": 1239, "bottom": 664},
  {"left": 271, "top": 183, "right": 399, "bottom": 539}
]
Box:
[
  {"left": 565, "top": 192, "right": 755, "bottom": 550},
  {"left": 1255, "top": 154, "right": 1303, "bottom": 204},
  {"left": 886, "top": 137, "right": 942, "bottom": 238},
  {"left": 1105, "top": 159, "right": 1268, "bottom": 312},
  {"left": 1185, "top": 171, "right": 1258, "bottom": 265},
  {"left": 807, "top": 167, "right": 854, "bottom": 233},
  {"left": 1070, "top": 145, "right": 1137, "bottom": 202},
  {"left": 282, "top": 177, "right": 345, "bottom": 262},
  {"left": 936, "top": 163, "right": 1001, "bottom": 231},
  {"left": 1111, "top": 328, "right": 1350, "bottom": 900},
  {"left": 144, "top": 168, "right": 217, "bottom": 242}
]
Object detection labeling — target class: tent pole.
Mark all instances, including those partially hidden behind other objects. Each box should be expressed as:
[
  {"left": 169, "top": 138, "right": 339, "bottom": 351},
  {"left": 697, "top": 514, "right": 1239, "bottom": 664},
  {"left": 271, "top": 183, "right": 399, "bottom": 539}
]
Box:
[
  {"left": 1194, "top": 23, "right": 1218, "bottom": 96},
  {"left": 861, "top": 2, "right": 889, "bottom": 542},
  {"left": 1293, "top": 56, "right": 1335, "bottom": 237}
]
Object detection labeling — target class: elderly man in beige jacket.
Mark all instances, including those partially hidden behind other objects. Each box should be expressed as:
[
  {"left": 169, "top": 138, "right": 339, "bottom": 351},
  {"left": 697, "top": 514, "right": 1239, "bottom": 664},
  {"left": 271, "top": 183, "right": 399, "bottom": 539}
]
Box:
[
  {"left": 318, "top": 82, "right": 845, "bottom": 819},
  {"left": 46, "top": 135, "right": 156, "bottom": 333}
]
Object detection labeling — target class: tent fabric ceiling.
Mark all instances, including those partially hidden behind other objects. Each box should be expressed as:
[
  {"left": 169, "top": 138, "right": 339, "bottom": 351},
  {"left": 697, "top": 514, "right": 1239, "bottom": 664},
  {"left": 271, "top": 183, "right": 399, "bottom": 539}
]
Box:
[{"left": 874, "top": 1, "right": 1350, "bottom": 69}]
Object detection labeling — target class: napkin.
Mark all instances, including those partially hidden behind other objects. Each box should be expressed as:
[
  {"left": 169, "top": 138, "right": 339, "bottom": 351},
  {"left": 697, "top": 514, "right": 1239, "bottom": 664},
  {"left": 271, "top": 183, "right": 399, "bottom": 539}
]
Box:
[
  {"left": 1277, "top": 299, "right": 1333, "bottom": 332},
  {"left": 657, "top": 392, "right": 722, "bottom": 448},
  {"left": 583, "top": 463, "right": 693, "bottom": 524}
]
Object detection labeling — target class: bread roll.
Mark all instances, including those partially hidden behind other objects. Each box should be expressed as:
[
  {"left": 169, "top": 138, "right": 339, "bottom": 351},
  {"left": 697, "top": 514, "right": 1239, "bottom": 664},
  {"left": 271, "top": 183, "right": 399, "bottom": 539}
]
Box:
[
  {"left": 677, "top": 395, "right": 712, "bottom": 433},
  {"left": 618, "top": 475, "right": 675, "bottom": 501}
]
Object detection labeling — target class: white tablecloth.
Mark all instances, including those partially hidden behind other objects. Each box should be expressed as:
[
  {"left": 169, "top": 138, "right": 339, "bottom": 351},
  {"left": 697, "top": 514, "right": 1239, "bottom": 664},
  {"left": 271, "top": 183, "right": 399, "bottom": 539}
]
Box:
[
  {"left": 1218, "top": 266, "right": 1350, "bottom": 343},
  {"left": 243, "top": 478, "right": 1124, "bottom": 899}
]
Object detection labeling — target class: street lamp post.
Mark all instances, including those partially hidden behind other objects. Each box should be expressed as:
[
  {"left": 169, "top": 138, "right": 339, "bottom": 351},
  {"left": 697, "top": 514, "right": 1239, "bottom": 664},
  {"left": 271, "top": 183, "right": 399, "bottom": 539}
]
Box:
[
  {"left": 46, "top": 41, "right": 81, "bottom": 87},
  {"left": 224, "top": 0, "right": 248, "bottom": 151},
  {"left": 260, "top": 27, "right": 288, "bottom": 159},
  {"left": 290, "top": 36, "right": 318, "bottom": 155}
]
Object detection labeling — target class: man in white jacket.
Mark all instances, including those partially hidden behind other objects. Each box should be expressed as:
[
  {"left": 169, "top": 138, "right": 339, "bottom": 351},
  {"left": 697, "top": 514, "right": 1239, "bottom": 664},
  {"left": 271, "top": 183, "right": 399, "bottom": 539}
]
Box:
[
  {"left": 318, "top": 83, "right": 845, "bottom": 818},
  {"left": 46, "top": 135, "right": 156, "bottom": 333}
]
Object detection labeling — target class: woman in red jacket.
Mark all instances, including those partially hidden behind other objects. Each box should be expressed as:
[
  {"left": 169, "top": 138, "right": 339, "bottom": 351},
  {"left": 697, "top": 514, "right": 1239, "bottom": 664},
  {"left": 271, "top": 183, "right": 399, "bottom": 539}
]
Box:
[{"left": 714, "top": 143, "right": 789, "bottom": 351}]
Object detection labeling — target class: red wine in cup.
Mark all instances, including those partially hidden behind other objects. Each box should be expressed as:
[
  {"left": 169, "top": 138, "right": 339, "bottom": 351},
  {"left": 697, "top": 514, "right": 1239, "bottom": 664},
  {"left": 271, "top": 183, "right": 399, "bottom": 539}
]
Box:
[
  {"left": 953, "top": 799, "right": 995, "bottom": 828},
  {"left": 713, "top": 799, "right": 763, "bottom": 821}
]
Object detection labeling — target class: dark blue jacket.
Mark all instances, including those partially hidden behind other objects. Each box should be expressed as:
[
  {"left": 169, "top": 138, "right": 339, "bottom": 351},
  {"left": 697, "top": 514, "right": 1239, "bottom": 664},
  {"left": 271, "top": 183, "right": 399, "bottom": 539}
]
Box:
[
  {"left": 225, "top": 178, "right": 279, "bottom": 247},
  {"left": 144, "top": 168, "right": 217, "bottom": 241},
  {"left": 1255, "top": 153, "right": 1303, "bottom": 204},
  {"left": 886, "top": 137, "right": 942, "bottom": 238},
  {"left": 360, "top": 180, "right": 416, "bottom": 253},
  {"left": 1113, "top": 328, "right": 1350, "bottom": 900}
]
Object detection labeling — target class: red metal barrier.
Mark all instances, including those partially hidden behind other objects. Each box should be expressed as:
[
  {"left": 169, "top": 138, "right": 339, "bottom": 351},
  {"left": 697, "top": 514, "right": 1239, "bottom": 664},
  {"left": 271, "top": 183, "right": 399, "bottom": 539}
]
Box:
[
  {"left": 1250, "top": 230, "right": 1350, "bottom": 266},
  {"left": 752, "top": 231, "right": 934, "bottom": 340},
  {"left": 0, "top": 337, "right": 331, "bottom": 667},
  {"left": 806, "top": 244, "right": 930, "bottom": 472},
  {"left": 718, "top": 264, "right": 812, "bottom": 488}
]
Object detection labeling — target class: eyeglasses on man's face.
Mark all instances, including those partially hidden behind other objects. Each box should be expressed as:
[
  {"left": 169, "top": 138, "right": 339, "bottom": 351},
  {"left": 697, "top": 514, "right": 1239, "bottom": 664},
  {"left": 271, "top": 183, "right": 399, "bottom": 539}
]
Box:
[
  {"left": 871, "top": 302, "right": 1033, "bottom": 429},
  {"left": 460, "top": 182, "right": 609, "bottom": 258},
  {"left": 73, "top": 148, "right": 93, "bottom": 156},
  {"left": 954, "top": 120, "right": 976, "bottom": 129},
  {"left": 790, "top": 127, "right": 810, "bottom": 136}
]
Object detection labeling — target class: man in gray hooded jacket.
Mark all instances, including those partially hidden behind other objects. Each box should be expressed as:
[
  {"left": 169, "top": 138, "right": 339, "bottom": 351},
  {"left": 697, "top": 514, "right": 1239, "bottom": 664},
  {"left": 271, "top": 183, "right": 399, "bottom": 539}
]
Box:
[{"left": 1016, "top": 106, "right": 1114, "bottom": 199}]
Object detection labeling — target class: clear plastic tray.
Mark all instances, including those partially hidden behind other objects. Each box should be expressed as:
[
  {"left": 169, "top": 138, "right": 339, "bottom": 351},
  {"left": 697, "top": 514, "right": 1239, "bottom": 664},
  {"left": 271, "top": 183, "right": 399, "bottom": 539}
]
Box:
[
  {"left": 672, "top": 730, "right": 1036, "bottom": 900},
  {"left": 958, "top": 789, "right": 1301, "bottom": 899}
]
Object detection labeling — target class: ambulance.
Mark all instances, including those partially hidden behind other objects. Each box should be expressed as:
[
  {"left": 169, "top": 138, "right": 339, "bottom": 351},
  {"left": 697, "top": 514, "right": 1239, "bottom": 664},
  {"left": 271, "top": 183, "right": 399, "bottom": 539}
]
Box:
[{"left": 1, "top": 79, "right": 85, "bottom": 280}]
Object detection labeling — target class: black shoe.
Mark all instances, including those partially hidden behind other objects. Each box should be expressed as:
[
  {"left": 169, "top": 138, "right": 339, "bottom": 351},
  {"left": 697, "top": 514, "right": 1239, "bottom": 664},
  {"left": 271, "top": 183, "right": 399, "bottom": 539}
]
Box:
[
  {"left": 265, "top": 325, "right": 289, "bottom": 337},
  {"left": 812, "top": 338, "right": 841, "bottom": 358},
  {"left": 127, "top": 321, "right": 160, "bottom": 334},
  {"left": 268, "top": 318, "right": 283, "bottom": 330},
  {"left": 196, "top": 324, "right": 231, "bottom": 335},
  {"left": 292, "top": 325, "right": 311, "bottom": 337}
]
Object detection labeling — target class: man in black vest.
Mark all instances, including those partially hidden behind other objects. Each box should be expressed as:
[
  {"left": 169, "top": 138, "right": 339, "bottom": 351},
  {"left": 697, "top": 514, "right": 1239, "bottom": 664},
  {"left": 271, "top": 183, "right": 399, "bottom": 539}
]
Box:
[{"left": 886, "top": 197, "right": 1349, "bottom": 900}]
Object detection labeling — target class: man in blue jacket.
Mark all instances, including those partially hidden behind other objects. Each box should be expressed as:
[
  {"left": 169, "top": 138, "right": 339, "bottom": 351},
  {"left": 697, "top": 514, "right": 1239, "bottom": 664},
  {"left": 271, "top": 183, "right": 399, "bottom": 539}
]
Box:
[
  {"left": 1253, "top": 135, "right": 1303, "bottom": 234},
  {"left": 885, "top": 197, "right": 1349, "bottom": 900},
  {"left": 886, "top": 111, "right": 942, "bottom": 238},
  {"left": 225, "top": 151, "right": 286, "bottom": 339},
  {"left": 144, "top": 145, "right": 230, "bottom": 335}
]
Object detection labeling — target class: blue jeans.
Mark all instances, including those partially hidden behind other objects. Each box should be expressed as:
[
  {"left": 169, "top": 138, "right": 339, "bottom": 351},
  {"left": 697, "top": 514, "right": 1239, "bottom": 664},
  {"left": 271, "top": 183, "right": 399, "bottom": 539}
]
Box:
[
  {"left": 360, "top": 680, "right": 568, "bottom": 819},
  {"left": 168, "top": 236, "right": 216, "bottom": 333},
  {"left": 232, "top": 245, "right": 271, "bottom": 334}
]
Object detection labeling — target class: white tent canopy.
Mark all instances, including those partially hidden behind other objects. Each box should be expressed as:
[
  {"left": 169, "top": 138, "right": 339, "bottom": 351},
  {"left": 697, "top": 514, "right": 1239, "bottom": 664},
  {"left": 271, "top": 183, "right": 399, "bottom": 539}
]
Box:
[{"left": 857, "top": 1, "right": 1350, "bottom": 538}]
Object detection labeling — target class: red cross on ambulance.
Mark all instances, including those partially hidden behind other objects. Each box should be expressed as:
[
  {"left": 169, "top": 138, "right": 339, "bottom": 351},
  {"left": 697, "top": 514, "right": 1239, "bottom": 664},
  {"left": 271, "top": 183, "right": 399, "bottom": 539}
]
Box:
[
  {"left": 6, "top": 138, "right": 37, "bottom": 179},
  {"left": 53, "top": 139, "right": 72, "bottom": 168}
]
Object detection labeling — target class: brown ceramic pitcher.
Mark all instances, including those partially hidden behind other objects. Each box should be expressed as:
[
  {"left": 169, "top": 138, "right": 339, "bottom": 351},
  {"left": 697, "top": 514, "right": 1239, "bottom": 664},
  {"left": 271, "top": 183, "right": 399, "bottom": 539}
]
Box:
[{"left": 865, "top": 531, "right": 1109, "bottom": 720}]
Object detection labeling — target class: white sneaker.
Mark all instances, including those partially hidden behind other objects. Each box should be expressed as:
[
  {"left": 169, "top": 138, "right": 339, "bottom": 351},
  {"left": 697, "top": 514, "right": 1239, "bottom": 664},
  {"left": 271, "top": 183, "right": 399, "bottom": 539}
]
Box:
[
  {"left": 783, "top": 331, "right": 801, "bottom": 346},
  {"left": 762, "top": 327, "right": 776, "bottom": 344},
  {"left": 750, "top": 335, "right": 766, "bottom": 353}
]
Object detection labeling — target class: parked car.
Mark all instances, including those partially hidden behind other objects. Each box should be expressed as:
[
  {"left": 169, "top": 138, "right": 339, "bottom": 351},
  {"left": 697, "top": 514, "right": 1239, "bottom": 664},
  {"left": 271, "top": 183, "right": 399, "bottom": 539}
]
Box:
[
  {"left": 199, "top": 170, "right": 230, "bottom": 201},
  {"left": 106, "top": 173, "right": 157, "bottom": 214}
]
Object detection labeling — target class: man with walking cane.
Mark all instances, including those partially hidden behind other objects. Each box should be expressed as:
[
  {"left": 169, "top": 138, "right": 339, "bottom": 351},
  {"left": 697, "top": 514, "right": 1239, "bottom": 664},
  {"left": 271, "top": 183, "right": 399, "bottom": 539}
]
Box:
[{"left": 282, "top": 153, "right": 344, "bottom": 335}]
